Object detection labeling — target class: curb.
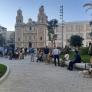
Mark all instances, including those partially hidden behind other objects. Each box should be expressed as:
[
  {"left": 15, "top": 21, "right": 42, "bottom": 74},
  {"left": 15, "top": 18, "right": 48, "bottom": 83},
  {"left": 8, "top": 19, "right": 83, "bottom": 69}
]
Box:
[{"left": 0, "top": 64, "right": 9, "bottom": 83}]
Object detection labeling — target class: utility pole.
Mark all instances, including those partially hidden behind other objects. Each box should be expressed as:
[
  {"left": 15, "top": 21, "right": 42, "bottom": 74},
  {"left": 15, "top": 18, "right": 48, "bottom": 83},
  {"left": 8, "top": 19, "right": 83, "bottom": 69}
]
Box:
[{"left": 60, "top": 5, "right": 64, "bottom": 48}]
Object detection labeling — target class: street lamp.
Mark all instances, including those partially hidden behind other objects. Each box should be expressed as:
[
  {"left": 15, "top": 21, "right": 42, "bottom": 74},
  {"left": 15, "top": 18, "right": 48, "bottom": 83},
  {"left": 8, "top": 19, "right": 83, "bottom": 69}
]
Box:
[
  {"left": 60, "top": 5, "right": 64, "bottom": 48},
  {"left": 89, "top": 21, "right": 92, "bottom": 41}
]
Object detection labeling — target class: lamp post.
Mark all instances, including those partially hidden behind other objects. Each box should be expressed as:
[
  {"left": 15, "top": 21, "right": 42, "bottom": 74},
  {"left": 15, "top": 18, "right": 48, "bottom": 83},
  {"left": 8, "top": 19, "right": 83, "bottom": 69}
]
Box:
[
  {"left": 89, "top": 21, "right": 92, "bottom": 42},
  {"left": 60, "top": 5, "right": 64, "bottom": 48}
]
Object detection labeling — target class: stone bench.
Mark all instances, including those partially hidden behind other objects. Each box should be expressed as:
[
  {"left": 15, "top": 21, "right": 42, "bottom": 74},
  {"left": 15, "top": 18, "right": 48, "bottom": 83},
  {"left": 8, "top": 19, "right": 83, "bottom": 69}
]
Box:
[{"left": 65, "top": 60, "right": 91, "bottom": 70}]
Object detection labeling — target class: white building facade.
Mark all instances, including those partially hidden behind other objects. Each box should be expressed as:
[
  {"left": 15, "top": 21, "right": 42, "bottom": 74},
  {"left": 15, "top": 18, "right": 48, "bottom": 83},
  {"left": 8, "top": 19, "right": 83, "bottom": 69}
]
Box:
[{"left": 56, "top": 21, "right": 91, "bottom": 47}]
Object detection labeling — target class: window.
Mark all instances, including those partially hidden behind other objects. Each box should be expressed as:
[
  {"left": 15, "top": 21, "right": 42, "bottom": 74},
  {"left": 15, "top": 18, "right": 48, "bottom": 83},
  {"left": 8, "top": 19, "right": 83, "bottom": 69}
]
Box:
[
  {"left": 42, "top": 17, "right": 44, "bottom": 23},
  {"left": 86, "top": 33, "right": 90, "bottom": 39},
  {"left": 18, "top": 38, "right": 20, "bottom": 41},
  {"left": 34, "top": 36, "right": 35, "bottom": 40},
  {"left": 40, "top": 36, "right": 42, "bottom": 40},
  {"left": 29, "top": 36, "right": 31, "bottom": 40},
  {"left": 25, "top": 36, "right": 27, "bottom": 41},
  {"left": 29, "top": 26, "right": 32, "bottom": 30},
  {"left": 18, "top": 20, "right": 21, "bottom": 23}
]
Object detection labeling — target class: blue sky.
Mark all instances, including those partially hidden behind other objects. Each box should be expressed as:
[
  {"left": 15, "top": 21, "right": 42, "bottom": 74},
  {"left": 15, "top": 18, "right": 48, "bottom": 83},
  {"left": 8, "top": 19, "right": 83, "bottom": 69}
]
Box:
[{"left": 0, "top": 0, "right": 92, "bottom": 31}]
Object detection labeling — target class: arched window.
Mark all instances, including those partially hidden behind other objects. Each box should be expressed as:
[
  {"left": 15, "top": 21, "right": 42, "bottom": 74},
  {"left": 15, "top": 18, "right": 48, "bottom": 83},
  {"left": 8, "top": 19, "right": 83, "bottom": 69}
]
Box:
[
  {"left": 20, "top": 20, "right": 21, "bottom": 23},
  {"left": 29, "top": 26, "right": 31, "bottom": 30},
  {"left": 18, "top": 20, "right": 21, "bottom": 23},
  {"left": 29, "top": 42, "right": 32, "bottom": 48}
]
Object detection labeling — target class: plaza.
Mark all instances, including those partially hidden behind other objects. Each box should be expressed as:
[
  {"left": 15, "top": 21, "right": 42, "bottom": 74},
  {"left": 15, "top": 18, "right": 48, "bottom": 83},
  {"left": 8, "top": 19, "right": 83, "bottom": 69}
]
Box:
[
  {"left": 0, "top": 0, "right": 92, "bottom": 92},
  {"left": 0, "top": 55, "right": 92, "bottom": 92}
]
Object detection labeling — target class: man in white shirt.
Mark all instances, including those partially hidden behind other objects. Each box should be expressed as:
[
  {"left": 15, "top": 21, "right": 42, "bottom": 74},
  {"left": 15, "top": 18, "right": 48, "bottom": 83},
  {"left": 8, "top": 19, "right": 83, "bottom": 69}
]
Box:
[
  {"left": 64, "top": 53, "right": 69, "bottom": 61},
  {"left": 52, "top": 47, "right": 60, "bottom": 66}
]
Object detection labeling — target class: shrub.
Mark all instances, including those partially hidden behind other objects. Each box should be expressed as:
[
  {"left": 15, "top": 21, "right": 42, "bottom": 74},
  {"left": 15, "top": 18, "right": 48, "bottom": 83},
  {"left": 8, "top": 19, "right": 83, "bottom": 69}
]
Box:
[
  {"left": 61, "top": 47, "right": 90, "bottom": 63},
  {"left": 80, "top": 47, "right": 89, "bottom": 55},
  {"left": 0, "top": 64, "right": 7, "bottom": 78},
  {"left": 81, "top": 55, "right": 90, "bottom": 63}
]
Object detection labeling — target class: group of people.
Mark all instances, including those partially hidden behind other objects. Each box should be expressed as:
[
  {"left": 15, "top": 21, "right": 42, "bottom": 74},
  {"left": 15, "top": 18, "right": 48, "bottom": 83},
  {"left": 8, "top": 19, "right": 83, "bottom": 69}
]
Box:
[
  {"left": 1, "top": 47, "right": 29, "bottom": 60},
  {"left": 29, "top": 46, "right": 83, "bottom": 71},
  {"left": 9, "top": 48, "right": 26, "bottom": 60},
  {"left": 43, "top": 46, "right": 61, "bottom": 66},
  {"left": 29, "top": 45, "right": 83, "bottom": 71},
  {"left": 1, "top": 45, "right": 83, "bottom": 71},
  {"left": 30, "top": 46, "right": 61, "bottom": 66}
]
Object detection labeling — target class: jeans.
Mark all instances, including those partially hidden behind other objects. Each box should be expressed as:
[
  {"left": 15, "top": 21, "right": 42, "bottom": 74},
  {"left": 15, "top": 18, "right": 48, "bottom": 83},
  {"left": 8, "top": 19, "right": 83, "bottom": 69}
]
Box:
[{"left": 53, "top": 55, "right": 60, "bottom": 66}]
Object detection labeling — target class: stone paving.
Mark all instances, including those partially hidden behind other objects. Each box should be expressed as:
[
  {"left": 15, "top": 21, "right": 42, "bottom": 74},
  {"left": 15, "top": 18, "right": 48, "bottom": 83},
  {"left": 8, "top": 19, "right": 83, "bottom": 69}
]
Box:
[{"left": 0, "top": 56, "right": 92, "bottom": 92}]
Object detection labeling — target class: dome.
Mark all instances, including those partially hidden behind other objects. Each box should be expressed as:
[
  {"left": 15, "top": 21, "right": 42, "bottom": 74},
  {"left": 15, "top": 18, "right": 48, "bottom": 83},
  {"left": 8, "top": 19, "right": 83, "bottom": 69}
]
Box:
[
  {"left": 28, "top": 18, "right": 32, "bottom": 23},
  {"left": 17, "top": 9, "right": 22, "bottom": 15}
]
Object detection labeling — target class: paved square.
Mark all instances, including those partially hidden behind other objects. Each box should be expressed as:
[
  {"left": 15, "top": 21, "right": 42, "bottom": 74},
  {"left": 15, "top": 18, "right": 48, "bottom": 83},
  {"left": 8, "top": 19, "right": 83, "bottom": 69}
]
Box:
[{"left": 0, "top": 56, "right": 92, "bottom": 92}]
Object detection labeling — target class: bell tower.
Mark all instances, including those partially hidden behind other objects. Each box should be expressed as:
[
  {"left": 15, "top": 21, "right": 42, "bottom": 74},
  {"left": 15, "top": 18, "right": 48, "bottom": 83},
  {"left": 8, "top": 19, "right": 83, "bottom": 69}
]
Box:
[
  {"left": 16, "top": 9, "right": 23, "bottom": 25},
  {"left": 37, "top": 5, "right": 47, "bottom": 24},
  {"left": 15, "top": 9, "right": 24, "bottom": 48},
  {"left": 37, "top": 5, "right": 48, "bottom": 48}
]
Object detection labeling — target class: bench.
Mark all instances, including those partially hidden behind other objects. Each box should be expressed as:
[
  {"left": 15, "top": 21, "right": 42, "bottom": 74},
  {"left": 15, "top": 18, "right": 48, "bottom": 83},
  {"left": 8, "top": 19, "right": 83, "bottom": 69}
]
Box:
[{"left": 65, "top": 60, "right": 91, "bottom": 70}]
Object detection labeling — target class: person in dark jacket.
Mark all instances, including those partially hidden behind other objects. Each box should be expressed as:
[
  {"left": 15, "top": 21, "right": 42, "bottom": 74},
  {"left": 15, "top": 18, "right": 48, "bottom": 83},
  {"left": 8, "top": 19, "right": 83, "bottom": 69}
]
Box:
[
  {"left": 43, "top": 46, "right": 49, "bottom": 63},
  {"left": 67, "top": 50, "right": 81, "bottom": 71}
]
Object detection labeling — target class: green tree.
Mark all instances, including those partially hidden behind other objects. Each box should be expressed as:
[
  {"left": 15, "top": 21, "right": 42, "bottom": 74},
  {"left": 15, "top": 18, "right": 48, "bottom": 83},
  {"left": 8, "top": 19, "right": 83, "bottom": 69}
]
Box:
[
  {"left": 69, "top": 35, "right": 84, "bottom": 47},
  {"left": 48, "top": 19, "right": 58, "bottom": 47},
  {"left": 48, "top": 19, "right": 58, "bottom": 34}
]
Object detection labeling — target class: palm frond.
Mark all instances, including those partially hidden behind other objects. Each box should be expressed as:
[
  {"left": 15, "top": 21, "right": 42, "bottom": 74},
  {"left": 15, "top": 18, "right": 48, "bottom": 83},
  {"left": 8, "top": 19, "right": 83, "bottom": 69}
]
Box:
[
  {"left": 85, "top": 7, "right": 92, "bottom": 12},
  {"left": 83, "top": 3, "right": 92, "bottom": 7}
]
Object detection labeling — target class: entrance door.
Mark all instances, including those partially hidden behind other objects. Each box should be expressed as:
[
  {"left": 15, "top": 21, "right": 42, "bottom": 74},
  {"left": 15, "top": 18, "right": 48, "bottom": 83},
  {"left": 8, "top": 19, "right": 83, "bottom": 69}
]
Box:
[{"left": 29, "top": 42, "right": 32, "bottom": 48}]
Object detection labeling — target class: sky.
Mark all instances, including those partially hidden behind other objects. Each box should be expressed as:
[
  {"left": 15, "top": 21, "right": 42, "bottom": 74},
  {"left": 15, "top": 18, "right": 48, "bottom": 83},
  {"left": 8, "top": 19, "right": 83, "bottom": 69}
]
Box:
[{"left": 0, "top": 0, "right": 92, "bottom": 31}]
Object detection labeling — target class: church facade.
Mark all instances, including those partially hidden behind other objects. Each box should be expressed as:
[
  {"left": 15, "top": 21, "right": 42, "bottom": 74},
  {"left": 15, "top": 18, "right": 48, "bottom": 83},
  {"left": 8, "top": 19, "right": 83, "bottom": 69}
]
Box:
[{"left": 15, "top": 6, "right": 48, "bottom": 48}]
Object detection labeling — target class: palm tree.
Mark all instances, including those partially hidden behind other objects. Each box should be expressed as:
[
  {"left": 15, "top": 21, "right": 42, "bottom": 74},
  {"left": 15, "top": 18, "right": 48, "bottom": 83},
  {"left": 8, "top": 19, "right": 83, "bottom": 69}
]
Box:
[
  {"left": 83, "top": 2, "right": 92, "bottom": 12},
  {"left": 83, "top": 2, "right": 92, "bottom": 42}
]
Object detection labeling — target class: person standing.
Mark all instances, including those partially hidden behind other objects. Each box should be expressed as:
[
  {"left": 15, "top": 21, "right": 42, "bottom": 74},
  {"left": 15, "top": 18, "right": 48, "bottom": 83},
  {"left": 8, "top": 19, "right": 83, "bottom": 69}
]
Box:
[
  {"left": 52, "top": 47, "right": 60, "bottom": 66},
  {"left": 88, "top": 43, "right": 92, "bottom": 53},
  {"left": 43, "top": 46, "right": 49, "bottom": 63},
  {"left": 29, "top": 48, "right": 35, "bottom": 62}
]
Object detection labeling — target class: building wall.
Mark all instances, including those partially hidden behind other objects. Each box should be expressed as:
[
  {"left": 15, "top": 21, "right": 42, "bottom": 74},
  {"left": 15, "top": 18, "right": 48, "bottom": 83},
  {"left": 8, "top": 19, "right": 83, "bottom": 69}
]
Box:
[
  {"left": 0, "top": 26, "right": 7, "bottom": 38},
  {"left": 56, "top": 21, "right": 91, "bottom": 47},
  {"left": 0, "top": 26, "right": 7, "bottom": 46},
  {"left": 6, "top": 31, "right": 15, "bottom": 46}
]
